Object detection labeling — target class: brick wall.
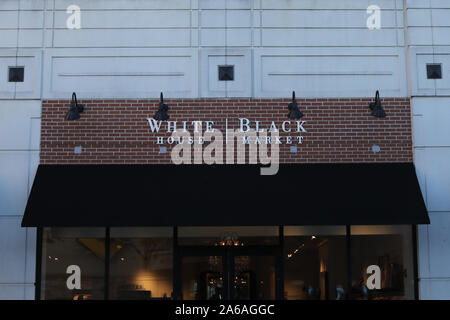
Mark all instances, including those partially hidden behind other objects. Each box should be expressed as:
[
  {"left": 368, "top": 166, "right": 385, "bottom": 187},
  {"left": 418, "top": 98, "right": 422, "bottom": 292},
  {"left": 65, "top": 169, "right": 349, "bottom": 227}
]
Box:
[{"left": 40, "top": 98, "right": 412, "bottom": 164}]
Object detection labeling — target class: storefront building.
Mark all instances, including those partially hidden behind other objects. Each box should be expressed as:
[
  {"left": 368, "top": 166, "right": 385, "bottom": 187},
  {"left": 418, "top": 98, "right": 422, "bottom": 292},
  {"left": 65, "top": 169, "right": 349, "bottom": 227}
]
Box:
[
  {"left": 0, "top": 1, "right": 449, "bottom": 300},
  {"left": 21, "top": 98, "right": 428, "bottom": 300}
]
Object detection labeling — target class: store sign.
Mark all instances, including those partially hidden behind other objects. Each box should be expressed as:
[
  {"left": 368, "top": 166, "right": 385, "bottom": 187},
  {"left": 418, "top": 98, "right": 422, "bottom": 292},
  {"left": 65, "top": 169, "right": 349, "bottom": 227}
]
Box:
[
  {"left": 146, "top": 118, "right": 308, "bottom": 146},
  {"left": 146, "top": 118, "right": 308, "bottom": 175}
]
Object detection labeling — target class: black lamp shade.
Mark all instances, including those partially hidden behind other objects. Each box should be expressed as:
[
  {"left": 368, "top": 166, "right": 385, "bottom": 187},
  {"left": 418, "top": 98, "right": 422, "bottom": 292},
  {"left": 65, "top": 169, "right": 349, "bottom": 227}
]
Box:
[
  {"left": 153, "top": 92, "right": 170, "bottom": 121},
  {"left": 287, "top": 91, "right": 304, "bottom": 119},
  {"left": 65, "top": 108, "right": 81, "bottom": 121},
  {"left": 64, "top": 92, "right": 84, "bottom": 121},
  {"left": 369, "top": 91, "right": 386, "bottom": 118}
]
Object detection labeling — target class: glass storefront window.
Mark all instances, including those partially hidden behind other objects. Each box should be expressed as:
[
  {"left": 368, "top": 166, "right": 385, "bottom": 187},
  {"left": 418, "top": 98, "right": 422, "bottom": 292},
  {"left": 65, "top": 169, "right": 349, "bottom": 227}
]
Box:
[
  {"left": 41, "top": 228, "right": 106, "bottom": 300},
  {"left": 284, "top": 226, "right": 347, "bottom": 300},
  {"left": 38, "top": 225, "right": 417, "bottom": 300},
  {"left": 109, "top": 227, "right": 173, "bottom": 300},
  {"left": 178, "top": 226, "right": 279, "bottom": 246},
  {"left": 350, "top": 225, "right": 414, "bottom": 300}
]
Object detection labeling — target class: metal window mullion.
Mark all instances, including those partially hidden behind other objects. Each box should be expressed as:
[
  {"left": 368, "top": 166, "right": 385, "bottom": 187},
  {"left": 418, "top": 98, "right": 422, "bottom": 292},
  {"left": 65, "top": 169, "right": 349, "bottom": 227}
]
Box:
[
  {"left": 412, "top": 224, "right": 419, "bottom": 300},
  {"left": 104, "top": 227, "right": 110, "bottom": 300},
  {"left": 35, "top": 227, "right": 43, "bottom": 300},
  {"left": 277, "top": 225, "right": 284, "bottom": 300},
  {"left": 173, "top": 227, "right": 181, "bottom": 300},
  {"left": 346, "top": 225, "right": 352, "bottom": 300}
]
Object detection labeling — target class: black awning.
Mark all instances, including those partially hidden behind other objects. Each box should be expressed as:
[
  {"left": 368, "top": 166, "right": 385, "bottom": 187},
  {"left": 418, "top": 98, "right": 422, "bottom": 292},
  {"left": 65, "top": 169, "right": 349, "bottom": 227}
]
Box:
[{"left": 21, "top": 163, "right": 429, "bottom": 227}]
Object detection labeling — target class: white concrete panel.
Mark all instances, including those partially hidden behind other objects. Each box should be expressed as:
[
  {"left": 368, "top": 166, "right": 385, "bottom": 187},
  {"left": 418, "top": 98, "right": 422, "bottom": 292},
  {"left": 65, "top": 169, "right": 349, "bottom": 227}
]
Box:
[
  {"left": 52, "top": 28, "right": 191, "bottom": 47},
  {"left": 18, "top": 10, "right": 45, "bottom": 29},
  {"left": 261, "top": 28, "right": 399, "bottom": 47},
  {"left": 0, "top": 54, "right": 16, "bottom": 99},
  {"left": 24, "top": 228, "right": 36, "bottom": 284},
  {"left": 43, "top": 48, "right": 198, "bottom": 99},
  {"left": 262, "top": 10, "right": 401, "bottom": 28},
  {"left": 0, "top": 0, "right": 18, "bottom": 10},
  {"left": 0, "top": 100, "right": 41, "bottom": 150},
  {"left": 408, "top": 0, "right": 450, "bottom": 9},
  {"left": 253, "top": 29, "right": 261, "bottom": 47},
  {"left": 413, "top": 98, "right": 450, "bottom": 147},
  {"left": 430, "top": 9, "right": 450, "bottom": 27},
  {"left": 0, "top": 0, "right": 45, "bottom": 10},
  {"left": 414, "top": 148, "right": 450, "bottom": 212},
  {"left": 255, "top": 47, "right": 407, "bottom": 98},
  {"left": 0, "top": 151, "right": 39, "bottom": 215},
  {"left": 432, "top": 28, "right": 450, "bottom": 46},
  {"left": 44, "top": 10, "right": 53, "bottom": 29},
  {"left": 414, "top": 148, "right": 428, "bottom": 204},
  {"left": 407, "top": 0, "right": 430, "bottom": 9},
  {"left": 430, "top": 0, "right": 450, "bottom": 8},
  {"left": 0, "top": 11, "right": 18, "bottom": 29},
  {"left": 201, "top": 49, "right": 251, "bottom": 97},
  {"left": 423, "top": 213, "right": 450, "bottom": 279},
  {"left": 53, "top": 9, "right": 191, "bottom": 28},
  {"left": 54, "top": 0, "right": 191, "bottom": 10},
  {"left": 262, "top": 0, "right": 403, "bottom": 10},
  {"left": 415, "top": 54, "right": 437, "bottom": 93},
  {"left": 191, "top": 27, "right": 199, "bottom": 47},
  {"left": 201, "top": 10, "right": 251, "bottom": 28},
  {"left": 0, "top": 49, "right": 42, "bottom": 99},
  {"left": 436, "top": 60, "right": 450, "bottom": 94},
  {"left": 407, "top": 9, "right": 432, "bottom": 27},
  {"left": 18, "top": 29, "right": 43, "bottom": 48},
  {"left": 410, "top": 47, "right": 450, "bottom": 96},
  {"left": 0, "top": 30, "right": 18, "bottom": 48},
  {"left": 24, "top": 283, "right": 35, "bottom": 300},
  {"left": 417, "top": 223, "right": 430, "bottom": 279},
  {"left": 420, "top": 279, "right": 450, "bottom": 300},
  {"left": 15, "top": 50, "right": 42, "bottom": 99},
  {"left": 200, "top": 0, "right": 251, "bottom": 10},
  {"left": 0, "top": 284, "right": 35, "bottom": 300},
  {"left": 408, "top": 27, "right": 433, "bottom": 46},
  {"left": 43, "top": 29, "right": 52, "bottom": 48},
  {"left": 0, "top": 216, "right": 27, "bottom": 283},
  {"left": 201, "top": 29, "right": 251, "bottom": 47},
  {"left": 409, "top": 24, "right": 450, "bottom": 46}
]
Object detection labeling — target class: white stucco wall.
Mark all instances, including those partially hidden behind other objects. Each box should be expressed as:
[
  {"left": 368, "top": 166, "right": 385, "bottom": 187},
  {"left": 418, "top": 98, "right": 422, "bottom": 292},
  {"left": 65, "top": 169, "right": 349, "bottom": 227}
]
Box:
[
  {"left": 0, "top": 0, "right": 408, "bottom": 99},
  {"left": 0, "top": 100, "right": 40, "bottom": 299},
  {"left": 414, "top": 98, "right": 450, "bottom": 299},
  {"left": 407, "top": 0, "right": 450, "bottom": 300}
]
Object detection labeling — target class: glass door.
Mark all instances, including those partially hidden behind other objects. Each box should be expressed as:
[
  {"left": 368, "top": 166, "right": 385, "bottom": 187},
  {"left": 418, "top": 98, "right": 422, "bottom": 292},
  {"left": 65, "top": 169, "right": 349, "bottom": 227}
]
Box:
[
  {"left": 232, "top": 255, "right": 276, "bottom": 300},
  {"left": 182, "top": 255, "right": 224, "bottom": 300},
  {"left": 180, "top": 248, "right": 279, "bottom": 300}
]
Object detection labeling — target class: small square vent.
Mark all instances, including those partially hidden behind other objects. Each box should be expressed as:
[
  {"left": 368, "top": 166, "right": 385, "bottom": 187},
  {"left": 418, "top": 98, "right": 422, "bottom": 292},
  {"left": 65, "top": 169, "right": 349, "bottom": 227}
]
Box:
[
  {"left": 218, "top": 65, "right": 234, "bottom": 81},
  {"left": 8, "top": 66, "right": 24, "bottom": 82},
  {"left": 427, "top": 64, "right": 442, "bottom": 79}
]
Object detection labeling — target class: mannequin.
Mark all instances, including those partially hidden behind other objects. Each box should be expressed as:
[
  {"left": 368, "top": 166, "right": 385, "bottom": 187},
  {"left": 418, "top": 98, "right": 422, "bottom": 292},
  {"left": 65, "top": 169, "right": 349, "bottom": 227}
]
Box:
[{"left": 336, "top": 285, "right": 345, "bottom": 300}]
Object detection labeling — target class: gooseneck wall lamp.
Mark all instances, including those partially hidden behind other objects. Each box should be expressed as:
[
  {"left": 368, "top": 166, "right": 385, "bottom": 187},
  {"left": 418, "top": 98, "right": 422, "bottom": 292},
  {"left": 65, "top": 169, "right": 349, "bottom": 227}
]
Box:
[
  {"left": 153, "top": 92, "right": 170, "bottom": 121},
  {"left": 287, "top": 91, "right": 304, "bottom": 119},
  {"left": 369, "top": 90, "right": 386, "bottom": 118},
  {"left": 64, "top": 92, "right": 84, "bottom": 121}
]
